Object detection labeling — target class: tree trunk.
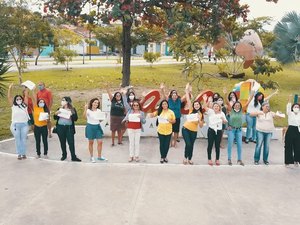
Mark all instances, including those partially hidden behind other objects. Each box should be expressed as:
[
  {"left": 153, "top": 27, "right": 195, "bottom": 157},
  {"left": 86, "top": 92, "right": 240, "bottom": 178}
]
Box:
[
  {"left": 35, "top": 48, "right": 43, "bottom": 66},
  {"left": 121, "top": 23, "right": 132, "bottom": 87}
]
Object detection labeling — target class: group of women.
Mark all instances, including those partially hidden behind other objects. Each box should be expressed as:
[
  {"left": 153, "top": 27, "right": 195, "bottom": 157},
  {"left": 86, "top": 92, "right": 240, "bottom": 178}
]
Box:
[{"left": 7, "top": 82, "right": 300, "bottom": 167}]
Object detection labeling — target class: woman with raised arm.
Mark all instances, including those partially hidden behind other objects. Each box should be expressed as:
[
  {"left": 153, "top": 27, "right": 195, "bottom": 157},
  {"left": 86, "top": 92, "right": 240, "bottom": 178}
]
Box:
[
  {"left": 160, "top": 83, "right": 186, "bottom": 148},
  {"left": 284, "top": 95, "right": 300, "bottom": 167},
  {"left": 182, "top": 84, "right": 204, "bottom": 165},
  {"left": 122, "top": 100, "right": 146, "bottom": 162},
  {"left": 245, "top": 89, "right": 278, "bottom": 144},
  {"left": 149, "top": 100, "right": 175, "bottom": 163},
  {"left": 54, "top": 96, "right": 81, "bottom": 162},
  {"left": 106, "top": 86, "right": 126, "bottom": 146},
  {"left": 202, "top": 94, "right": 227, "bottom": 166},
  {"left": 250, "top": 101, "right": 282, "bottom": 165},
  {"left": 8, "top": 84, "right": 30, "bottom": 160},
  {"left": 83, "top": 98, "right": 107, "bottom": 163},
  {"left": 31, "top": 88, "right": 50, "bottom": 159}
]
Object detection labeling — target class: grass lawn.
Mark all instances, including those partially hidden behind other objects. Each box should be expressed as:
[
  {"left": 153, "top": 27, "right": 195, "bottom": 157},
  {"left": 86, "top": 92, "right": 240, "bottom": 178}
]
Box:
[{"left": 1, "top": 62, "right": 299, "bottom": 140}]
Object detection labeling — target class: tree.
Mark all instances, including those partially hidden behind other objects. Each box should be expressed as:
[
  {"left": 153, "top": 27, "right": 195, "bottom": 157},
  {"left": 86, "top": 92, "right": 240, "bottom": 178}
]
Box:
[
  {"left": 50, "top": 47, "right": 77, "bottom": 71},
  {"left": 93, "top": 25, "right": 122, "bottom": 59},
  {"left": 50, "top": 27, "right": 81, "bottom": 71},
  {"left": 251, "top": 57, "right": 282, "bottom": 81},
  {"left": 0, "top": 42, "right": 10, "bottom": 97},
  {"left": 272, "top": 11, "right": 300, "bottom": 64},
  {"left": 30, "top": 12, "right": 53, "bottom": 66},
  {"left": 44, "top": 0, "right": 276, "bottom": 87},
  {"left": 143, "top": 52, "right": 161, "bottom": 67}
]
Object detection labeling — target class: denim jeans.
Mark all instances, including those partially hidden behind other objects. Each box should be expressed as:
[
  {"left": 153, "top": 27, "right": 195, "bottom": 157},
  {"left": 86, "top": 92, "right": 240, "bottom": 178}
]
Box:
[
  {"left": 227, "top": 128, "right": 242, "bottom": 161},
  {"left": 246, "top": 113, "right": 257, "bottom": 141},
  {"left": 10, "top": 122, "right": 29, "bottom": 155},
  {"left": 182, "top": 127, "right": 197, "bottom": 160},
  {"left": 254, "top": 131, "right": 272, "bottom": 162}
]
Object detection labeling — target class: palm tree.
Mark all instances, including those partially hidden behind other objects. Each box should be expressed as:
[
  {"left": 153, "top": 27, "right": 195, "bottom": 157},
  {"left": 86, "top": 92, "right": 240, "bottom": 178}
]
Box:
[
  {"left": 0, "top": 43, "right": 11, "bottom": 97},
  {"left": 272, "top": 11, "right": 300, "bottom": 64}
]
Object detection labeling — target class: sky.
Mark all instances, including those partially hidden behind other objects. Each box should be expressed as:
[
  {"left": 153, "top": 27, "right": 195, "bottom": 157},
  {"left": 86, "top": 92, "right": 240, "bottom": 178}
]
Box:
[{"left": 240, "top": 0, "right": 300, "bottom": 30}]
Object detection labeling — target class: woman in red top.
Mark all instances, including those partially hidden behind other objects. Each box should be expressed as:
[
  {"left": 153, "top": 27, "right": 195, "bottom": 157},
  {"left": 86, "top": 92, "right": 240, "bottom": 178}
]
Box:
[{"left": 122, "top": 100, "right": 146, "bottom": 162}]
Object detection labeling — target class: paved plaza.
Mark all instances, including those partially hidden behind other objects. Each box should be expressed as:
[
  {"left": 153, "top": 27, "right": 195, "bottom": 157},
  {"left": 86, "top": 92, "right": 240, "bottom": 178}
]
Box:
[{"left": 0, "top": 127, "right": 300, "bottom": 225}]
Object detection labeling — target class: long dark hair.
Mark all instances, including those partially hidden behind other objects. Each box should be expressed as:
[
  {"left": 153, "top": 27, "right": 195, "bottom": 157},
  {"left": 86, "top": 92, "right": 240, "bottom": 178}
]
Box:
[
  {"left": 213, "top": 92, "right": 221, "bottom": 102},
  {"left": 168, "top": 90, "right": 181, "bottom": 99},
  {"left": 157, "top": 100, "right": 168, "bottom": 116},
  {"left": 232, "top": 101, "right": 242, "bottom": 113},
  {"left": 88, "top": 98, "right": 100, "bottom": 110},
  {"left": 254, "top": 92, "right": 264, "bottom": 107},
  {"left": 192, "top": 100, "right": 203, "bottom": 120},
  {"left": 37, "top": 98, "right": 49, "bottom": 113},
  {"left": 228, "top": 91, "right": 238, "bottom": 102},
  {"left": 291, "top": 103, "right": 300, "bottom": 112},
  {"left": 127, "top": 91, "right": 137, "bottom": 103},
  {"left": 13, "top": 95, "right": 27, "bottom": 108},
  {"left": 112, "top": 92, "right": 123, "bottom": 103}
]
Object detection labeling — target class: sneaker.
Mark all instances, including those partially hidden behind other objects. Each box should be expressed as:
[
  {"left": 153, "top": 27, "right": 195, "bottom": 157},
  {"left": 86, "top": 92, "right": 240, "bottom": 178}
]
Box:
[
  {"left": 17, "top": 155, "right": 22, "bottom": 160},
  {"left": 61, "top": 156, "right": 67, "bottom": 161},
  {"left": 254, "top": 161, "right": 259, "bottom": 165},
  {"left": 294, "top": 162, "right": 299, "bottom": 167},
  {"left": 22, "top": 155, "right": 27, "bottom": 159},
  {"left": 237, "top": 160, "right": 245, "bottom": 166},
  {"left": 36, "top": 155, "right": 41, "bottom": 159},
  {"left": 44, "top": 155, "right": 48, "bottom": 159},
  {"left": 228, "top": 160, "right": 232, "bottom": 166},
  {"left": 135, "top": 157, "right": 140, "bottom": 162},
  {"left": 244, "top": 140, "right": 249, "bottom": 144},
  {"left": 163, "top": 158, "right": 168, "bottom": 163},
  {"left": 215, "top": 160, "right": 220, "bottom": 166},
  {"left": 264, "top": 161, "right": 269, "bottom": 165},
  {"left": 128, "top": 157, "right": 133, "bottom": 162},
  {"left": 97, "top": 157, "right": 107, "bottom": 161},
  {"left": 90, "top": 157, "right": 96, "bottom": 163},
  {"left": 208, "top": 160, "right": 213, "bottom": 166},
  {"left": 160, "top": 158, "right": 164, "bottom": 164}
]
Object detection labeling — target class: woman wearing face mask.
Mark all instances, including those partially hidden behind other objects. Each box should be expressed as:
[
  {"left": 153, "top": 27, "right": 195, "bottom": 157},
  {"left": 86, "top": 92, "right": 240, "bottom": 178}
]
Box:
[
  {"left": 227, "top": 101, "right": 245, "bottom": 166},
  {"left": 106, "top": 87, "right": 126, "bottom": 146},
  {"left": 182, "top": 84, "right": 204, "bottom": 165},
  {"left": 8, "top": 84, "right": 30, "bottom": 160},
  {"left": 54, "top": 97, "right": 81, "bottom": 162},
  {"left": 149, "top": 100, "right": 176, "bottom": 163},
  {"left": 202, "top": 94, "right": 228, "bottom": 166},
  {"left": 245, "top": 90, "right": 278, "bottom": 144},
  {"left": 31, "top": 88, "right": 50, "bottom": 159},
  {"left": 160, "top": 83, "right": 186, "bottom": 148},
  {"left": 284, "top": 95, "right": 300, "bottom": 167},
  {"left": 250, "top": 101, "right": 282, "bottom": 165}
]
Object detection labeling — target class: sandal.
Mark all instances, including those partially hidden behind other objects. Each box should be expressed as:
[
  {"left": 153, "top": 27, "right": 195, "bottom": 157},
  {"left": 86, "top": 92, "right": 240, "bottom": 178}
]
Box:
[
  {"left": 188, "top": 160, "right": 194, "bottom": 165},
  {"left": 135, "top": 157, "right": 140, "bottom": 162},
  {"left": 128, "top": 157, "right": 133, "bottom": 162},
  {"left": 215, "top": 160, "right": 220, "bottom": 166},
  {"left": 183, "top": 159, "right": 188, "bottom": 165},
  {"left": 208, "top": 160, "right": 213, "bottom": 166}
]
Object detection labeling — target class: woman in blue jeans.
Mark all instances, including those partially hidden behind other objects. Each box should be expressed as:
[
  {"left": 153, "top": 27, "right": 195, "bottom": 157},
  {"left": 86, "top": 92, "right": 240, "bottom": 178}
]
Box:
[
  {"left": 250, "top": 101, "right": 282, "bottom": 165},
  {"left": 227, "top": 101, "right": 244, "bottom": 166},
  {"left": 246, "top": 89, "right": 278, "bottom": 144},
  {"left": 8, "top": 84, "right": 29, "bottom": 160}
]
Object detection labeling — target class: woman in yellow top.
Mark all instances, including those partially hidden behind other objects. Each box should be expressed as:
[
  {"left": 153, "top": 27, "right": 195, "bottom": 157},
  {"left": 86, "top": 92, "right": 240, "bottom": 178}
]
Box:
[
  {"left": 32, "top": 89, "right": 50, "bottom": 158},
  {"left": 150, "top": 100, "right": 175, "bottom": 163},
  {"left": 182, "top": 84, "right": 204, "bottom": 165}
]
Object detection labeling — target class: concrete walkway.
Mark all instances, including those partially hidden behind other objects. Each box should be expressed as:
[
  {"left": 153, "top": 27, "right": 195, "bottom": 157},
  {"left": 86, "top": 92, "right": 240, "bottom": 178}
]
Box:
[{"left": 0, "top": 127, "right": 300, "bottom": 225}]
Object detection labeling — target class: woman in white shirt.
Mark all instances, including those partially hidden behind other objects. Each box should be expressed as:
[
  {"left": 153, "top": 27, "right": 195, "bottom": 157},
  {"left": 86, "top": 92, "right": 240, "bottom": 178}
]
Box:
[
  {"left": 7, "top": 84, "right": 29, "bottom": 160},
  {"left": 203, "top": 95, "right": 227, "bottom": 166},
  {"left": 84, "top": 98, "right": 107, "bottom": 163},
  {"left": 250, "top": 101, "right": 282, "bottom": 165},
  {"left": 284, "top": 95, "right": 300, "bottom": 167}
]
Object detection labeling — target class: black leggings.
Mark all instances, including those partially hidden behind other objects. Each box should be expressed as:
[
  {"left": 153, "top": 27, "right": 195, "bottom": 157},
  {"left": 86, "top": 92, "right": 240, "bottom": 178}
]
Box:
[
  {"left": 285, "top": 126, "right": 300, "bottom": 164},
  {"left": 158, "top": 133, "right": 172, "bottom": 158},
  {"left": 34, "top": 125, "right": 48, "bottom": 155},
  {"left": 207, "top": 128, "right": 222, "bottom": 160}
]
